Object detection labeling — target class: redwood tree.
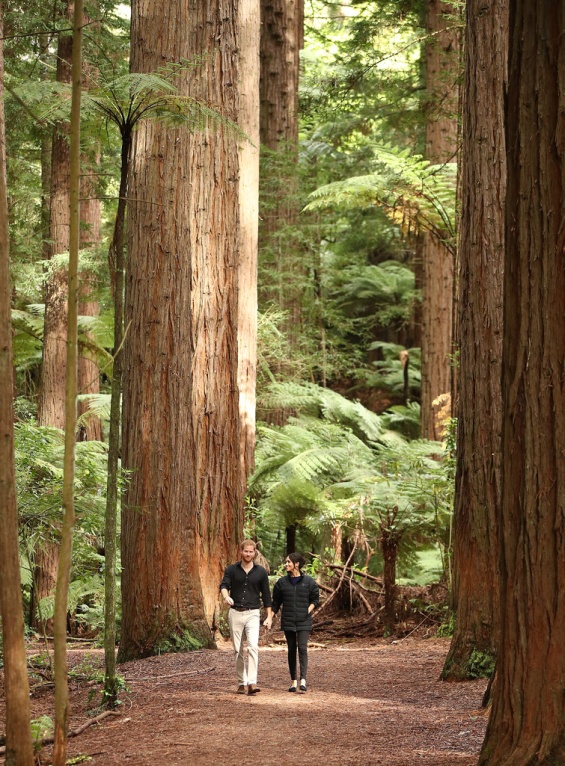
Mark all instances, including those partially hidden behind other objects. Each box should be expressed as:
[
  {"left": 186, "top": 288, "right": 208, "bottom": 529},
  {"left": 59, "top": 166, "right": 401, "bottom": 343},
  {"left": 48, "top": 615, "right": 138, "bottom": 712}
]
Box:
[
  {"left": 119, "top": 0, "right": 242, "bottom": 660},
  {"left": 420, "top": 0, "right": 459, "bottom": 440},
  {"left": 442, "top": 0, "right": 507, "bottom": 680},
  {"left": 238, "top": 0, "right": 260, "bottom": 495},
  {"left": 259, "top": 0, "right": 304, "bottom": 362},
  {"left": 0, "top": 4, "right": 35, "bottom": 762},
  {"left": 33, "top": 0, "right": 74, "bottom": 632},
  {"left": 77, "top": 148, "right": 103, "bottom": 443},
  {"left": 479, "top": 1, "right": 565, "bottom": 762}
]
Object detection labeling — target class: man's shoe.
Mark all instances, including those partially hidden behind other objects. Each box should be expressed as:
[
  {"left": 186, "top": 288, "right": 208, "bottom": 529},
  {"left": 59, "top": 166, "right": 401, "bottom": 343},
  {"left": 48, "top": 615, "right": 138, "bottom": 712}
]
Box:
[
  {"left": 237, "top": 684, "right": 247, "bottom": 694},
  {"left": 288, "top": 685, "right": 297, "bottom": 692},
  {"left": 299, "top": 682, "right": 307, "bottom": 693},
  {"left": 247, "top": 684, "right": 261, "bottom": 695}
]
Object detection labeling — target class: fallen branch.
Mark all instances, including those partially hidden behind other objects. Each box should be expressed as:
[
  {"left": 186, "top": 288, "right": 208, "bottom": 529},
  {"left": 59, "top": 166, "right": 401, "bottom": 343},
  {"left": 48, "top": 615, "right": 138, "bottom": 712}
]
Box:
[
  {"left": 328, "top": 564, "right": 383, "bottom": 585},
  {"left": 311, "top": 619, "right": 334, "bottom": 630},
  {"left": 0, "top": 711, "right": 120, "bottom": 755},
  {"left": 349, "top": 580, "right": 374, "bottom": 614},
  {"left": 396, "top": 613, "right": 432, "bottom": 642},
  {"left": 43, "top": 636, "right": 99, "bottom": 643},
  {"left": 315, "top": 542, "right": 358, "bottom": 617},
  {"left": 125, "top": 666, "right": 216, "bottom": 682}
]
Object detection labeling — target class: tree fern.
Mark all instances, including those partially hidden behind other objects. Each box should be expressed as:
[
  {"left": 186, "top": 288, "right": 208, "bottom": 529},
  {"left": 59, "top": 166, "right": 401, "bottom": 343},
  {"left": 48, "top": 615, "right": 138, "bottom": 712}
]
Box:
[
  {"left": 258, "top": 381, "right": 389, "bottom": 445},
  {"left": 305, "top": 143, "right": 456, "bottom": 252}
]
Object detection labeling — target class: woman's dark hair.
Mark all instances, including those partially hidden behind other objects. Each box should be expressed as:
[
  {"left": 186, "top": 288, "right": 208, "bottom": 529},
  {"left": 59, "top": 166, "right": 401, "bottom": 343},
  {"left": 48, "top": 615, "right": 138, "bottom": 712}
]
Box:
[{"left": 288, "top": 552, "right": 306, "bottom": 570}]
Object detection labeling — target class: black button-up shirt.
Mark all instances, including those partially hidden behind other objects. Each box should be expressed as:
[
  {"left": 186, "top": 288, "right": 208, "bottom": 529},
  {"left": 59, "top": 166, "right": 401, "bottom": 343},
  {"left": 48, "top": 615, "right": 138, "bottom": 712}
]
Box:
[{"left": 219, "top": 561, "right": 272, "bottom": 609}]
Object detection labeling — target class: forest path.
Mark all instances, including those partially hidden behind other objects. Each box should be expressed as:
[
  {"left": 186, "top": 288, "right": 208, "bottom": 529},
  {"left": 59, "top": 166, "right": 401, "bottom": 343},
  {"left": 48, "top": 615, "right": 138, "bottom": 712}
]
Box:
[{"left": 11, "top": 637, "right": 488, "bottom": 765}]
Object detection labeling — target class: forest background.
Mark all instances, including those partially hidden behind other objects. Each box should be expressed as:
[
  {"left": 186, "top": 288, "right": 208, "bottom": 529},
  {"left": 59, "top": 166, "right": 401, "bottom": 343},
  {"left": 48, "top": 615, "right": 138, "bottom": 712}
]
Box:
[{"left": 1, "top": 0, "right": 564, "bottom": 765}]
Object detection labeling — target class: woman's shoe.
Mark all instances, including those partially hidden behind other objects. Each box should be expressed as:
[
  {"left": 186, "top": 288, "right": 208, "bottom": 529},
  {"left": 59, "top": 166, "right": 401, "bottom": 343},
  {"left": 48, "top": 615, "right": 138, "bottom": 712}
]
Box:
[
  {"left": 289, "top": 681, "right": 298, "bottom": 692},
  {"left": 299, "top": 681, "right": 307, "bottom": 692}
]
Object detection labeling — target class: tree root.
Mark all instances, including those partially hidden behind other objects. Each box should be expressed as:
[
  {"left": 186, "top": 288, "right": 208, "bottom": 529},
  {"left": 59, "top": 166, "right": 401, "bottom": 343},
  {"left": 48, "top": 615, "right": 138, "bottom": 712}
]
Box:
[{"left": 0, "top": 710, "right": 121, "bottom": 756}]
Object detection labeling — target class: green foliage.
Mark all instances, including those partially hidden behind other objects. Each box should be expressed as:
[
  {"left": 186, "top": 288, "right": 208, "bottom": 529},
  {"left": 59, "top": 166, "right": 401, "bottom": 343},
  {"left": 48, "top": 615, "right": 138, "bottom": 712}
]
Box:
[
  {"left": 306, "top": 144, "right": 457, "bottom": 251},
  {"left": 436, "top": 611, "right": 456, "bottom": 638},
  {"left": 12, "top": 304, "right": 114, "bottom": 377},
  {"left": 336, "top": 260, "right": 419, "bottom": 327},
  {"left": 465, "top": 648, "right": 496, "bottom": 680},
  {"left": 442, "top": 647, "right": 496, "bottom": 681},
  {"left": 37, "top": 574, "right": 106, "bottom": 632},
  {"left": 14, "top": 420, "right": 120, "bottom": 631},
  {"left": 30, "top": 715, "right": 54, "bottom": 753},
  {"left": 155, "top": 629, "right": 205, "bottom": 655},
  {"left": 252, "top": 383, "right": 453, "bottom": 578},
  {"left": 100, "top": 673, "right": 129, "bottom": 707},
  {"left": 381, "top": 402, "right": 421, "bottom": 439}
]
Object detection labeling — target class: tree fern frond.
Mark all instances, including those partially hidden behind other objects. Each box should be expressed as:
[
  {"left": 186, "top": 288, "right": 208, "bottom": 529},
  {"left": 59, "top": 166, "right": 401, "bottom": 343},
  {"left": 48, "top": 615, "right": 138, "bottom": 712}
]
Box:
[
  {"left": 305, "top": 143, "right": 456, "bottom": 251},
  {"left": 76, "top": 394, "right": 112, "bottom": 430}
]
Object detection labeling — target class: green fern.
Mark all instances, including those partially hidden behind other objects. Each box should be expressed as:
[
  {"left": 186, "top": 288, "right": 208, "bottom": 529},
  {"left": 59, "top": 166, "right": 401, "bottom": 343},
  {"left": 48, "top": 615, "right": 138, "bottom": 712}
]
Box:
[{"left": 306, "top": 143, "right": 456, "bottom": 252}]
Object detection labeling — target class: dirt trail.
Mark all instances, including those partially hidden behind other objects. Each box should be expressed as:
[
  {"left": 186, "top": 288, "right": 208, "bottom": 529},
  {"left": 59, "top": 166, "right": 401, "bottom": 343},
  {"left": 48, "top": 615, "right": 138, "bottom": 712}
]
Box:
[{"left": 1, "top": 637, "right": 488, "bottom": 766}]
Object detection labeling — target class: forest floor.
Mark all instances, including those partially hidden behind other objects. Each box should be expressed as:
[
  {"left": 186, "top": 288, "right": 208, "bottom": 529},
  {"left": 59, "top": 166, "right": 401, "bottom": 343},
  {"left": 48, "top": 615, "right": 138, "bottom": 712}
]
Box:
[{"left": 0, "top": 628, "right": 489, "bottom": 766}]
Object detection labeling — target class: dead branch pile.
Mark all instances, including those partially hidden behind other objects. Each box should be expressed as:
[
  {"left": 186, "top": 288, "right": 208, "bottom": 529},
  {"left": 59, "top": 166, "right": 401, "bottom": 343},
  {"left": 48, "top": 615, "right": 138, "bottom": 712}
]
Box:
[{"left": 311, "top": 563, "right": 448, "bottom": 640}]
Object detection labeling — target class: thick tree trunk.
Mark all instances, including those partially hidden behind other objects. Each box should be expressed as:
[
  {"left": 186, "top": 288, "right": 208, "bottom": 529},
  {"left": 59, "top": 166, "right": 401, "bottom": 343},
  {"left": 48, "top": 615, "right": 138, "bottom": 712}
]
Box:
[
  {"left": 259, "top": 0, "right": 304, "bottom": 384},
  {"left": 33, "top": 2, "right": 73, "bottom": 633},
  {"left": 52, "top": 0, "right": 83, "bottom": 759},
  {"left": 120, "top": 0, "right": 241, "bottom": 661},
  {"left": 0, "top": 6, "right": 35, "bottom": 760},
  {"left": 479, "top": 2, "right": 565, "bottom": 762},
  {"left": 238, "top": 0, "right": 260, "bottom": 496},
  {"left": 442, "top": 0, "right": 507, "bottom": 681},
  {"left": 420, "top": 0, "right": 459, "bottom": 440}
]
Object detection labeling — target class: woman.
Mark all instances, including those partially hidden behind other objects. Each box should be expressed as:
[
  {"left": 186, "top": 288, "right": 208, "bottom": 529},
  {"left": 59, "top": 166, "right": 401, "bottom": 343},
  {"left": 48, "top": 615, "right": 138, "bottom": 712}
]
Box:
[{"left": 272, "top": 552, "right": 320, "bottom": 692}]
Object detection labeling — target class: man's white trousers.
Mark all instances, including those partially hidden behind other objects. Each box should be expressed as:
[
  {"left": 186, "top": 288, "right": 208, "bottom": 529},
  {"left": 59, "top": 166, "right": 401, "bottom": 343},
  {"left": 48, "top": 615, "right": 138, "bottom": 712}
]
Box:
[{"left": 228, "top": 608, "right": 260, "bottom": 685}]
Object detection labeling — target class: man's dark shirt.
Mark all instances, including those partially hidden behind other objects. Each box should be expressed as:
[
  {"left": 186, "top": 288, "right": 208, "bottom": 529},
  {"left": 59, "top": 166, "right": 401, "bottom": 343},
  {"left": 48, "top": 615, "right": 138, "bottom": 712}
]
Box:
[{"left": 220, "top": 561, "right": 272, "bottom": 610}]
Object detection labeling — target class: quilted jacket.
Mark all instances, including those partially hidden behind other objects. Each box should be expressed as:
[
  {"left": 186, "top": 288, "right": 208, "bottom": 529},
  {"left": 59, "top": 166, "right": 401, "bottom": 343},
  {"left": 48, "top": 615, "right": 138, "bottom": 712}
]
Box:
[{"left": 272, "top": 573, "right": 320, "bottom": 632}]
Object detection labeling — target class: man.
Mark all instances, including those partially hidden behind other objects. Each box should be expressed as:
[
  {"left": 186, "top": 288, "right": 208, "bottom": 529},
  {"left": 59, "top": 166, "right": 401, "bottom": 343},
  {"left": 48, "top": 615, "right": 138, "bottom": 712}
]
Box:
[{"left": 220, "top": 540, "right": 273, "bottom": 695}]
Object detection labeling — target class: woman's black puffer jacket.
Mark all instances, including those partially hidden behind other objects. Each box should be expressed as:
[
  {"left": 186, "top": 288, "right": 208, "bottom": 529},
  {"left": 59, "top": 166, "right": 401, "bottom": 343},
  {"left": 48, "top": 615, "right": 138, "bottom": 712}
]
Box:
[{"left": 272, "top": 573, "right": 320, "bottom": 632}]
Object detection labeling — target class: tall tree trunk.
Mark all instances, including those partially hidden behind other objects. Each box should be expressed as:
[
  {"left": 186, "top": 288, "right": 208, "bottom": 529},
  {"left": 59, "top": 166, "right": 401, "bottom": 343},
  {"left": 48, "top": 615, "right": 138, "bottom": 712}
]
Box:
[
  {"left": 479, "top": 2, "right": 565, "bottom": 762},
  {"left": 52, "top": 0, "right": 83, "bottom": 760},
  {"left": 442, "top": 0, "right": 507, "bottom": 681},
  {"left": 238, "top": 0, "right": 260, "bottom": 496},
  {"left": 119, "top": 0, "right": 241, "bottom": 661},
  {"left": 104, "top": 127, "right": 131, "bottom": 704},
  {"left": 33, "top": 0, "right": 73, "bottom": 634},
  {"left": 259, "top": 0, "right": 304, "bottom": 389},
  {"left": 420, "top": 0, "right": 459, "bottom": 440},
  {"left": 77, "top": 150, "right": 102, "bottom": 443},
  {"left": 0, "top": 5, "right": 35, "bottom": 761}
]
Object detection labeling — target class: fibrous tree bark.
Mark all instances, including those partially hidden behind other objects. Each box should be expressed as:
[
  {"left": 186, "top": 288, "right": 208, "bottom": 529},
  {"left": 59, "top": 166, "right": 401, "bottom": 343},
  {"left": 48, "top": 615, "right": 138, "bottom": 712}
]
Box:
[
  {"left": 259, "top": 0, "right": 304, "bottom": 382},
  {"left": 33, "top": 0, "right": 74, "bottom": 634},
  {"left": 77, "top": 148, "right": 102, "bottom": 443},
  {"left": 479, "top": 1, "right": 565, "bottom": 762},
  {"left": 420, "top": 0, "right": 459, "bottom": 440},
  {"left": 119, "top": 0, "right": 242, "bottom": 660},
  {"left": 238, "top": 0, "right": 260, "bottom": 497},
  {"left": 442, "top": 0, "right": 507, "bottom": 681},
  {"left": 52, "top": 0, "right": 83, "bottom": 760},
  {"left": 0, "top": 4, "right": 35, "bottom": 762}
]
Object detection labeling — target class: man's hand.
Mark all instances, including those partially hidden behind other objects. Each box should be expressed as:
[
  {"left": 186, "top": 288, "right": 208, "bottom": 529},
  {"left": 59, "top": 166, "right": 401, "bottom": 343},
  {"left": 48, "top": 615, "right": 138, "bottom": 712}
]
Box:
[
  {"left": 263, "top": 616, "right": 272, "bottom": 629},
  {"left": 224, "top": 595, "right": 234, "bottom": 606}
]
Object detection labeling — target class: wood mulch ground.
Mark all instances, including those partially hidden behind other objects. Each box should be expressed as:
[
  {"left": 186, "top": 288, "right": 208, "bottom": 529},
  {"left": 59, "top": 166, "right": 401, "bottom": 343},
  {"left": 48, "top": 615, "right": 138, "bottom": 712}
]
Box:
[{"left": 0, "top": 632, "right": 488, "bottom": 766}]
